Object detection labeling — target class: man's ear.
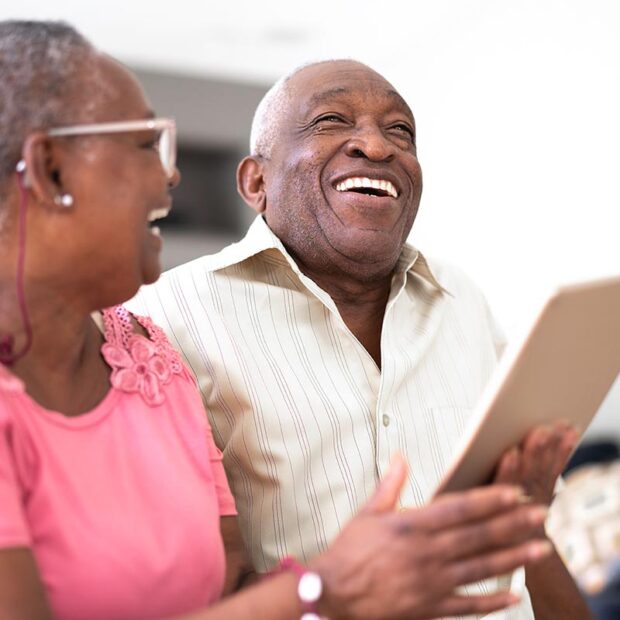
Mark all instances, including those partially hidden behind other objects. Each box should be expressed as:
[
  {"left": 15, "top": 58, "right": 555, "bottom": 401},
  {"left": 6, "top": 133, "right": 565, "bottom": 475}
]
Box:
[
  {"left": 21, "top": 133, "right": 66, "bottom": 208},
  {"left": 236, "top": 156, "right": 266, "bottom": 214}
]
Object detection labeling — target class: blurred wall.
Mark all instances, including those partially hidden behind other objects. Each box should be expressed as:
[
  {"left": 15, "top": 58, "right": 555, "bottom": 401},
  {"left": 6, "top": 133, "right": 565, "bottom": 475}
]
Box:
[{"left": 132, "top": 63, "right": 618, "bottom": 445}]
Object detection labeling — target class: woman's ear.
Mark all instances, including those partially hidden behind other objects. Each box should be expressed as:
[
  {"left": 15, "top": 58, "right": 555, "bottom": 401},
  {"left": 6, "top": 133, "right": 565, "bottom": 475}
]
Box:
[
  {"left": 21, "top": 133, "right": 68, "bottom": 208},
  {"left": 236, "top": 156, "right": 266, "bottom": 214}
]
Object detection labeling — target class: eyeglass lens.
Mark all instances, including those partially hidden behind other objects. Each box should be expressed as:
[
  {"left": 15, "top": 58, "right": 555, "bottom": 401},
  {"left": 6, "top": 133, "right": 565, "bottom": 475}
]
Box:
[{"left": 158, "top": 127, "right": 175, "bottom": 179}]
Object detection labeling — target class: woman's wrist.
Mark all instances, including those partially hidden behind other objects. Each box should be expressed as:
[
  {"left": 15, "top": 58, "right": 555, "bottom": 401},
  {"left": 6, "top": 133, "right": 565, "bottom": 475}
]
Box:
[
  {"left": 306, "top": 553, "right": 344, "bottom": 620},
  {"left": 270, "top": 556, "right": 334, "bottom": 619}
]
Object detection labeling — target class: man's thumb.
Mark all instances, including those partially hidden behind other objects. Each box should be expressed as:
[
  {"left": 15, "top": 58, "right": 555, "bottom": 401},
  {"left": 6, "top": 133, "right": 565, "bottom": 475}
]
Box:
[{"left": 363, "top": 454, "right": 408, "bottom": 514}]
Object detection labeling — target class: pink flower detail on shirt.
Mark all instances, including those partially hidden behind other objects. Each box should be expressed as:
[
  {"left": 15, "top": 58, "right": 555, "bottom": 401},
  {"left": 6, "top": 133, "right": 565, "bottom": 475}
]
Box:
[{"left": 102, "top": 335, "right": 171, "bottom": 406}]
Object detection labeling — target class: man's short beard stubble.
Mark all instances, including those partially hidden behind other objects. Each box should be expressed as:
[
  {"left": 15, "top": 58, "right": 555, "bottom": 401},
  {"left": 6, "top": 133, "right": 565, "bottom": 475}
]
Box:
[{"left": 267, "top": 170, "right": 414, "bottom": 284}]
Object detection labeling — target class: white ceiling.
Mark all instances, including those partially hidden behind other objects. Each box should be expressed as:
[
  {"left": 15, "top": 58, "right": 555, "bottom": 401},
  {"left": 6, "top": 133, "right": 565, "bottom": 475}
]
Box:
[
  {"left": 5, "top": 0, "right": 584, "bottom": 85},
  {"left": 4, "top": 0, "right": 620, "bottom": 324},
  {"left": 4, "top": 0, "right": 620, "bottom": 302}
]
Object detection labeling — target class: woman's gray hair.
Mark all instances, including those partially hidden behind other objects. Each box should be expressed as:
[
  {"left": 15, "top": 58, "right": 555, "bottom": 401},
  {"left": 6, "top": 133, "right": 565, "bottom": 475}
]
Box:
[{"left": 0, "top": 20, "right": 97, "bottom": 184}]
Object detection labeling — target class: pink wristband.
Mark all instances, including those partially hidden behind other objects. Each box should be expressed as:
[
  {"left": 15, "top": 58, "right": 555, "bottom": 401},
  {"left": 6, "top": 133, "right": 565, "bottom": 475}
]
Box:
[{"left": 277, "top": 556, "right": 322, "bottom": 620}]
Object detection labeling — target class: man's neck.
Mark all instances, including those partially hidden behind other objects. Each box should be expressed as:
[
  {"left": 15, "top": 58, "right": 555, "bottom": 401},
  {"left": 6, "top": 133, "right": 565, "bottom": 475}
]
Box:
[{"left": 295, "top": 263, "right": 395, "bottom": 369}]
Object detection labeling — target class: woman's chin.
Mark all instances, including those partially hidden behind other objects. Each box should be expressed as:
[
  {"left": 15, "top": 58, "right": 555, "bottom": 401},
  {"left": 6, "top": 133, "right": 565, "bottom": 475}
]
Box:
[{"left": 142, "top": 266, "right": 162, "bottom": 287}]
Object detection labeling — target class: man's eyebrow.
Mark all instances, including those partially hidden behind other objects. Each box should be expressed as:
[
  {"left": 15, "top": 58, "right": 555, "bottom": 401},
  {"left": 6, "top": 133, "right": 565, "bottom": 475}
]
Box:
[
  {"left": 386, "top": 90, "right": 415, "bottom": 120},
  {"left": 304, "top": 86, "right": 414, "bottom": 121},
  {"left": 305, "top": 87, "right": 350, "bottom": 110}
]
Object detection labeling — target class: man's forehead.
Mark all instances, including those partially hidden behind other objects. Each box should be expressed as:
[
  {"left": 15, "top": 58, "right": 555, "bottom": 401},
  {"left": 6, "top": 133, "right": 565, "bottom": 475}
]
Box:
[{"left": 289, "top": 62, "right": 414, "bottom": 120}]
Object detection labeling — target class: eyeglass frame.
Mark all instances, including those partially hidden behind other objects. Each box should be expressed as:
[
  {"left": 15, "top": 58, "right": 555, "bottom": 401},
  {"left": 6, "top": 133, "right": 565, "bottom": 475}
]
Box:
[{"left": 44, "top": 117, "right": 177, "bottom": 180}]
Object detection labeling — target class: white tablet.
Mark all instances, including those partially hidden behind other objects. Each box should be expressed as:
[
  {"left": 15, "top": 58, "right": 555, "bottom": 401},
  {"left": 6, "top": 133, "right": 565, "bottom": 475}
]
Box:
[{"left": 434, "top": 275, "right": 620, "bottom": 496}]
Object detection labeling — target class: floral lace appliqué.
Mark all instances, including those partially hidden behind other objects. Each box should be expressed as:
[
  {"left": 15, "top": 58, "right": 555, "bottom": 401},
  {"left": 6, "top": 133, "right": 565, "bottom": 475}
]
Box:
[
  {"left": 102, "top": 336, "right": 171, "bottom": 406},
  {"left": 100, "top": 306, "right": 184, "bottom": 406}
]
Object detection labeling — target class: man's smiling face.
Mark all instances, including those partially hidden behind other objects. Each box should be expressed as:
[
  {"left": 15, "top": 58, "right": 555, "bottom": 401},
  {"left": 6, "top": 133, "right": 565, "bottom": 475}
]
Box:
[{"left": 260, "top": 60, "right": 423, "bottom": 280}]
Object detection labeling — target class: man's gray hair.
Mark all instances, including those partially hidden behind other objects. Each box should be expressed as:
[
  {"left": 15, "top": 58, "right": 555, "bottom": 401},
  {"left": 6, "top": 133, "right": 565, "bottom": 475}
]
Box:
[
  {"left": 0, "top": 20, "right": 97, "bottom": 185},
  {"left": 249, "top": 72, "right": 293, "bottom": 159},
  {"left": 250, "top": 59, "right": 370, "bottom": 159}
]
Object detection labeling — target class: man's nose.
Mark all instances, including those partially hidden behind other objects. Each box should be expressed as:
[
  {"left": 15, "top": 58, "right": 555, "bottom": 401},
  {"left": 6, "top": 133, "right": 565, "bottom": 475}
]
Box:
[{"left": 344, "top": 126, "right": 395, "bottom": 162}]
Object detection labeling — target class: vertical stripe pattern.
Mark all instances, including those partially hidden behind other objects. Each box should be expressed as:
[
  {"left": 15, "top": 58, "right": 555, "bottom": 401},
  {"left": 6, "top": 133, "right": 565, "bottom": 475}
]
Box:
[{"left": 128, "top": 216, "right": 534, "bottom": 620}]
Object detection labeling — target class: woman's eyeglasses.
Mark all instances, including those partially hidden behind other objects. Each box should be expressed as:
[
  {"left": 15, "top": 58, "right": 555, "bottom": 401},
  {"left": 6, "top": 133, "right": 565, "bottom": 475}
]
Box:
[{"left": 45, "top": 117, "right": 177, "bottom": 179}]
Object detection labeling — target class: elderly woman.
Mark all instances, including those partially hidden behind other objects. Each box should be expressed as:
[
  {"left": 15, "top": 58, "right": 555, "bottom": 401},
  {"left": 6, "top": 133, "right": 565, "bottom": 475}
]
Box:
[{"left": 0, "top": 20, "right": 556, "bottom": 620}]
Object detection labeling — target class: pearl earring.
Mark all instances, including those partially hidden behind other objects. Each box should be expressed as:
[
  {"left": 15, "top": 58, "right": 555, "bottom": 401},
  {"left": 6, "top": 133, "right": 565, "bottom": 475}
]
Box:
[{"left": 54, "top": 194, "right": 74, "bottom": 208}]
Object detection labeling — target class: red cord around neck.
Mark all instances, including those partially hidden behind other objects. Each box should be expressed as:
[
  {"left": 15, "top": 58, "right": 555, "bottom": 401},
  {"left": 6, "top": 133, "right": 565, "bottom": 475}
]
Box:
[{"left": 0, "top": 169, "right": 33, "bottom": 366}]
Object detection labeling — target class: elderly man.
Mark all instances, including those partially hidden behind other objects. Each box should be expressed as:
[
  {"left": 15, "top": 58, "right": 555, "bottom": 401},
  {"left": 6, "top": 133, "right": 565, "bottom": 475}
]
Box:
[{"left": 131, "top": 60, "right": 591, "bottom": 619}]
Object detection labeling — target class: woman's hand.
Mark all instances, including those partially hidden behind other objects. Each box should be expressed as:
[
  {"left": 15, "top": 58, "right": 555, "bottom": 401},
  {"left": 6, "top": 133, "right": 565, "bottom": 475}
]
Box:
[{"left": 311, "top": 456, "right": 553, "bottom": 620}]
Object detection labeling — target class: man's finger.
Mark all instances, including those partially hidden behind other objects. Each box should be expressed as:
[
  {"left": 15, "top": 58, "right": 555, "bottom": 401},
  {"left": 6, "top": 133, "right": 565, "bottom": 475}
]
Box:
[
  {"left": 520, "top": 426, "right": 553, "bottom": 464},
  {"left": 549, "top": 424, "right": 580, "bottom": 479},
  {"left": 493, "top": 447, "right": 520, "bottom": 485}
]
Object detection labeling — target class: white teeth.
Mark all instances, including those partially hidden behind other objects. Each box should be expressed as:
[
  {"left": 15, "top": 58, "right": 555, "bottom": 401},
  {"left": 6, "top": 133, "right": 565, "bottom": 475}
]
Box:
[
  {"left": 148, "top": 207, "right": 170, "bottom": 223},
  {"left": 151, "top": 226, "right": 161, "bottom": 237},
  {"left": 335, "top": 177, "right": 398, "bottom": 198}
]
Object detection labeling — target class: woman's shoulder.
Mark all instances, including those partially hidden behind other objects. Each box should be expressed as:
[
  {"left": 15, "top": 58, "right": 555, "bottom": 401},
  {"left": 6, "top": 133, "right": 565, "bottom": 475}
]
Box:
[
  {"left": 0, "top": 365, "right": 26, "bottom": 430},
  {"left": 0, "top": 365, "right": 24, "bottom": 394},
  {"left": 99, "top": 305, "right": 193, "bottom": 407}
]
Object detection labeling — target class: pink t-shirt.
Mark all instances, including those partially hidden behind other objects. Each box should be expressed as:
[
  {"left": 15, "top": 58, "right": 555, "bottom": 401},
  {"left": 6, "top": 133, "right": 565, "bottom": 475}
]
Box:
[{"left": 0, "top": 306, "right": 236, "bottom": 619}]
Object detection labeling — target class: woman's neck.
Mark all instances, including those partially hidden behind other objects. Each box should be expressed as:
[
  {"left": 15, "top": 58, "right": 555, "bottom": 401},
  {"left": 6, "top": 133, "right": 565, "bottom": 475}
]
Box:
[{"left": 0, "top": 282, "right": 111, "bottom": 415}]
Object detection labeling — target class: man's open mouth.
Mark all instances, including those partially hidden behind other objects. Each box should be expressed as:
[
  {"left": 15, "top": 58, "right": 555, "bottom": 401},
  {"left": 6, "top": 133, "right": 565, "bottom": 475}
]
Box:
[{"left": 335, "top": 176, "right": 399, "bottom": 199}]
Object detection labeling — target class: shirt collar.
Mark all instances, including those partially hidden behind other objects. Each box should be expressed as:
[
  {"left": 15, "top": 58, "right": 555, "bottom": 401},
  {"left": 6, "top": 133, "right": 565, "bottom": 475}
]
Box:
[{"left": 210, "top": 215, "right": 449, "bottom": 294}]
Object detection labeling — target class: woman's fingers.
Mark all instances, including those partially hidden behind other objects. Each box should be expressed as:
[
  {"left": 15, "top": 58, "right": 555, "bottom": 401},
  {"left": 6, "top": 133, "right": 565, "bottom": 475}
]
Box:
[
  {"left": 436, "top": 503, "right": 548, "bottom": 561},
  {"left": 361, "top": 454, "right": 408, "bottom": 514},
  {"left": 445, "top": 538, "right": 552, "bottom": 589},
  {"left": 429, "top": 591, "right": 521, "bottom": 619},
  {"left": 402, "top": 484, "right": 526, "bottom": 531}
]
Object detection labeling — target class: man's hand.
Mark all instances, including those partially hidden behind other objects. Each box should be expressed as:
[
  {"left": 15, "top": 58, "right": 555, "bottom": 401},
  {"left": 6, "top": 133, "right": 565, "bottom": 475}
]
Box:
[
  {"left": 311, "top": 456, "right": 552, "bottom": 620},
  {"left": 493, "top": 423, "right": 594, "bottom": 620},
  {"left": 494, "top": 421, "right": 580, "bottom": 505}
]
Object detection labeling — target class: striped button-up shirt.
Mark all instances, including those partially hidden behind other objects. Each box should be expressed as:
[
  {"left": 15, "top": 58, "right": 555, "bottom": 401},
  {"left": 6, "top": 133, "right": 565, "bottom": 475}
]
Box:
[{"left": 130, "top": 215, "right": 533, "bottom": 619}]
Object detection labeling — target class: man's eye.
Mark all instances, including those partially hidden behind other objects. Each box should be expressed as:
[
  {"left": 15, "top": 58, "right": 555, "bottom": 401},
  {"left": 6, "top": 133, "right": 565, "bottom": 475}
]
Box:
[
  {"left": 389, "top": 124, "right": 415, "bottom": 140},
  {"left": 315, "top": 114, "right": 345, "bottom": 124}
]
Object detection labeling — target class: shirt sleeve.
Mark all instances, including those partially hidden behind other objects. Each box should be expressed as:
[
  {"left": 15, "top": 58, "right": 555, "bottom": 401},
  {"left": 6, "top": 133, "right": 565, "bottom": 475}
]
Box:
[
  {"left": 484, "top": 298, "right": 507, "bottom": 360},
  {"left": 173, "top": 364, "right": 237, "bottom": 516},
  {"left": 0, "top": 400, "right": 31, "bottom": 548},
  {"left": 204, "top": 414, "right": 237, "bottom": 517}
]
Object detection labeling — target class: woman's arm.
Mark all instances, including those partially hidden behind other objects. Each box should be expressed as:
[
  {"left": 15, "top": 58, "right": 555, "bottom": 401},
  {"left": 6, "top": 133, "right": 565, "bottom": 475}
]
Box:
[
  {"left": 178, "top": 458, "right": 554, "bottom": 620},
  {"left": 220, "top": 516, "right": 256, "bottom": 594},
  {"left": 2, "top": 459, "right": 553, "bottom": 620},
  {"left": 0, "top": 548, "right": 52, "bottom": 620}
]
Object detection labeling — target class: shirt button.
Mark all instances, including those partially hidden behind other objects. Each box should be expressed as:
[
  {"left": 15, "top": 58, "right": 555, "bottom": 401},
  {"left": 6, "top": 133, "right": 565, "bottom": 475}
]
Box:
[{"left": 382, "top": 414, "right": 391, "bottom": 427}]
